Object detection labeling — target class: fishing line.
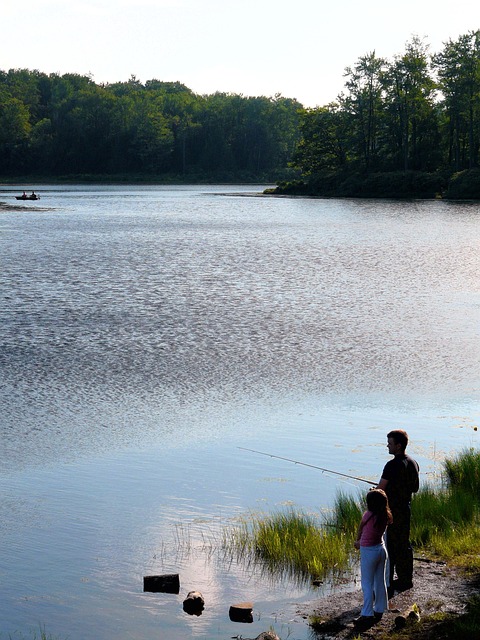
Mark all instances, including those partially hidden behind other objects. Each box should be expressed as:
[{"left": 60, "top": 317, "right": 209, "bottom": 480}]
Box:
[{"left": 238, "top": 446, "right": 374, "bottom": 486}]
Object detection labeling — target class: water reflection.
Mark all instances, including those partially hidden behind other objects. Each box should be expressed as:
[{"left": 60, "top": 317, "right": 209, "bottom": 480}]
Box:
[{"left": 1, "top": 186, "right": 479, "bottom": 639}]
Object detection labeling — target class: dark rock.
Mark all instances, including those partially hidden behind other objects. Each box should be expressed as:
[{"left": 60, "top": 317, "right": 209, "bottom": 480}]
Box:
[
  {"left": 255, "top": 632, "right": 280, "bottom": 640},
  {"left": 183, "top": 590, "right": 205, "bottom": 616},
  {"left": 229, "top": 601, "right": 254, "bottom": 623},
  {"left": 395, "top": 604, "right": 421, "bottom": 629},
  {"left": 143, "top": 573, "right": 180, "bottom": 594}
]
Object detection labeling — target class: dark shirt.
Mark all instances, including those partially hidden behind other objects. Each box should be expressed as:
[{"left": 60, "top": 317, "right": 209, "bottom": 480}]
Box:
[{"left": 382, "top": 454, "right": 419, "bottom": 512}]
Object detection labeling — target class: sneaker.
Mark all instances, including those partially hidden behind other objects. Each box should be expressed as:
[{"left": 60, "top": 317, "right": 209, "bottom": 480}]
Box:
[{"left": 353, "top": 615, "right": 375, "bottom": 629}]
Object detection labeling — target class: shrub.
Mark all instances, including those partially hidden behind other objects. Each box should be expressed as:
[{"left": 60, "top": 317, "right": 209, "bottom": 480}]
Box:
[{"left": 445, "top": 170, "right": 480, "bottom": 199}]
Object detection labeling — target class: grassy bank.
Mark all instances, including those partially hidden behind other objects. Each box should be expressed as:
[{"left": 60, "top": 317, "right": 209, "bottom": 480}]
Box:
[{"left": 224, "top": 448, "right": 480, "bottom": 637}]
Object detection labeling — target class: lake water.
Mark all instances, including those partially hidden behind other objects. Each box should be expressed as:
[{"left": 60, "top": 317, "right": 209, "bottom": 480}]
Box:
[{"left": 1, "top": 185, "right": 479, "bottom": 640}]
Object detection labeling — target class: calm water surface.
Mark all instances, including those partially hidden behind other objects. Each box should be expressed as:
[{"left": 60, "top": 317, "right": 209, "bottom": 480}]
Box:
[{"left": 1, "top": 185, "right": 479, "bottom": 639}]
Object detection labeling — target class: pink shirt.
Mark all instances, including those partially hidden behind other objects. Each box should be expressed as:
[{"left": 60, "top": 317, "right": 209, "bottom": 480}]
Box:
[{"left": 359, "top": 510, "right": 387, "bottom": 547}]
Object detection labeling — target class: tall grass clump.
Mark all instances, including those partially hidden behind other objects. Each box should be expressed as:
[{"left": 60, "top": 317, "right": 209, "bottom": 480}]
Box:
[
  {"left": 327, "top": 490, "right": 363, "bottom": 535},
  {"left": 444, "top": 447, "right": 480, "bottom": 500},
  {"left": 410, "top": 483, "right": 476, "bottom": 545},
  {"left": 411, "top": 447, "right": 480, "bottom": 559},
  {"left": 223, "top": 508, "right": 355, "bottom": 584}
]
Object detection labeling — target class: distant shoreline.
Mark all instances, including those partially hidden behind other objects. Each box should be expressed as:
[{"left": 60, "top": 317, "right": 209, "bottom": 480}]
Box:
[{"left": 0, "top": 175, "right": 279, "bottom": 186}]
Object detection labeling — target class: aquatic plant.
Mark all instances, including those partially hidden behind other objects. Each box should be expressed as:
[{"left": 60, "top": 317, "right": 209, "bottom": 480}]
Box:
[
  {"left": 327, "top": 490, "right": 363, "bottom": 534},
  {"left": 443, "top": 447, "right": 480, "bottom": 498},
  {"left": 223, "top": 509, "right": 353, "bottom": 585},
  {"left": 5, "top": 625, "right": 59, "bottom": 640}
]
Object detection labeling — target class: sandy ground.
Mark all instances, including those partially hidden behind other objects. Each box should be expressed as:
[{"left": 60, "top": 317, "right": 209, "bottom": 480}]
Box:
[{"left": 295, "top": 557, "right": 479, "bottom": 639}]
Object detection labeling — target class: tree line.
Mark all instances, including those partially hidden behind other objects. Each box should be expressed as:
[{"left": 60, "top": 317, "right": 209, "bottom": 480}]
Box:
[
  {"left": 0, "top": 71, "right": 302, "bottom": 181},
  {"left": 2, "top": 29, "right": 480, "bottom": 197},
  {"left": 285, "top": 30, "right": 480, "bottom": 198}
]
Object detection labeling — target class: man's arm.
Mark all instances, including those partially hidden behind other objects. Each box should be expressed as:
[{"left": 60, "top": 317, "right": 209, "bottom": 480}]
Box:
[
  {"left": 377, "top": 478, "right": 388, "bottom": 491},
  {"left": 410, "top": 459, "right": 420, "bottom": 493}
]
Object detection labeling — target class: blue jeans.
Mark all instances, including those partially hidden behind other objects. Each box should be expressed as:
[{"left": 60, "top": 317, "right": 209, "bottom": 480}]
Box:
[{"left": 360, "top": 542, "right": 388, "bottom": 616}]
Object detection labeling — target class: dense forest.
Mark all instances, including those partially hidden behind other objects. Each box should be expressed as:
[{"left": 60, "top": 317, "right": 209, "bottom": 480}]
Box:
[
  {"left": 0, "top": 72, "right": 302, "bottom": 181},
  {"left": 1, "top": 29, "right": 480, "bottom": 197}
]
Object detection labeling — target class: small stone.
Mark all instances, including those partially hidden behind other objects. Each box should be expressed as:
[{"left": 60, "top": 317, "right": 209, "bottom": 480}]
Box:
[{"left": 255, "top": 632, "right": 280, "bottom": 640}]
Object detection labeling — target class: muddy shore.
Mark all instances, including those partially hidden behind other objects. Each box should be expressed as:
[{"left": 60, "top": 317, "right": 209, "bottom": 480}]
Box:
[{"left": 295, "top": 557, "right": 479, "bottom": 639}]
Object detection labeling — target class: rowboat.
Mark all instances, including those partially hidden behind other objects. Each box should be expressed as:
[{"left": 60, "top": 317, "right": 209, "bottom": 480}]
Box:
[{"left": 16, "top": 193, "right": 40, "bottom": 201}]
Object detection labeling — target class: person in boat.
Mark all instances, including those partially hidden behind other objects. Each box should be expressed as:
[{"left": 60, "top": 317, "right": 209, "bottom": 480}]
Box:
[{"left": 22, "top": 191, "right": 27, "bottom": 199}]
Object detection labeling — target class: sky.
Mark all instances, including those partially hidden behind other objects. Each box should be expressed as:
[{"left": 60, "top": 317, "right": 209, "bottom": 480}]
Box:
[{"left": 2, "top": 0, "right": 479, "bottom": 107}]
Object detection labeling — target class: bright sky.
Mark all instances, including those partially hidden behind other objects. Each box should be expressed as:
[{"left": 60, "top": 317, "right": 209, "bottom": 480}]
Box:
[{"left": 2, "top": 0, "right": 479, "bottom": 107}]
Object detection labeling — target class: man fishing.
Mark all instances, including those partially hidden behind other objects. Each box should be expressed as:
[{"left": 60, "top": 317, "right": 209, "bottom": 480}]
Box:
[
  {"left": 239, "top": 438, "right": 419, "bottom": 596},
  {"left": 376, "top": 429, "right": 419, "bottom": 597}
]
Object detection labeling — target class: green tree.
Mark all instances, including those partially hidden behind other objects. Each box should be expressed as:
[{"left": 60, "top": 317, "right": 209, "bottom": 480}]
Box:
[
  {"left": 69, "top": 84, "right": 117, "bottom": 172},
  {"left": 433, "top": 30, "right": 480, "bottom": 170},
  {"left": 0, "top": 92, "right": 31, "bottom": 173},
  {"left": 111, "top": 90, "right": 173, "bottom": 173},
  {"left": 382, "top": 36, "right": 438, "bottom": 170},
  {"left": 341, "top": 51, "right": 386, "bottom": 169},
  {"left": 45, "top": 73, "right": 98, "bottom": 173},
  {"left": 292, "top": 104, "right": 349, "bottom": 175},
  {"left": 268, "top": 94, "right": 303, "bottom": 170}
]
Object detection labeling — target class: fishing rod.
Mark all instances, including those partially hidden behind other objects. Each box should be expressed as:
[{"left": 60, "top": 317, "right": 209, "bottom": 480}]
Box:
[{"left": 238, "top": 446, "right": 374, "bottom": 486}]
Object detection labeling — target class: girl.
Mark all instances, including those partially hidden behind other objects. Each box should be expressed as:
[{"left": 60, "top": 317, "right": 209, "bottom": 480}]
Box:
[{"left": 353, "top": 488, "right": 393, "bottom": 627}]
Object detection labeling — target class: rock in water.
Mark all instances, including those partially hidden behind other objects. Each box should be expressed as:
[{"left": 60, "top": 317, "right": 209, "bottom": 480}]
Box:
[
  {"left": 143, "top": 574, "right": 180, "bottom": 594},
  {"left": 183, "top": 590, "right": 205, "bottom": 616},
  {"left": 229, "top": 601, "right": 254, "bottom": 622}
]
